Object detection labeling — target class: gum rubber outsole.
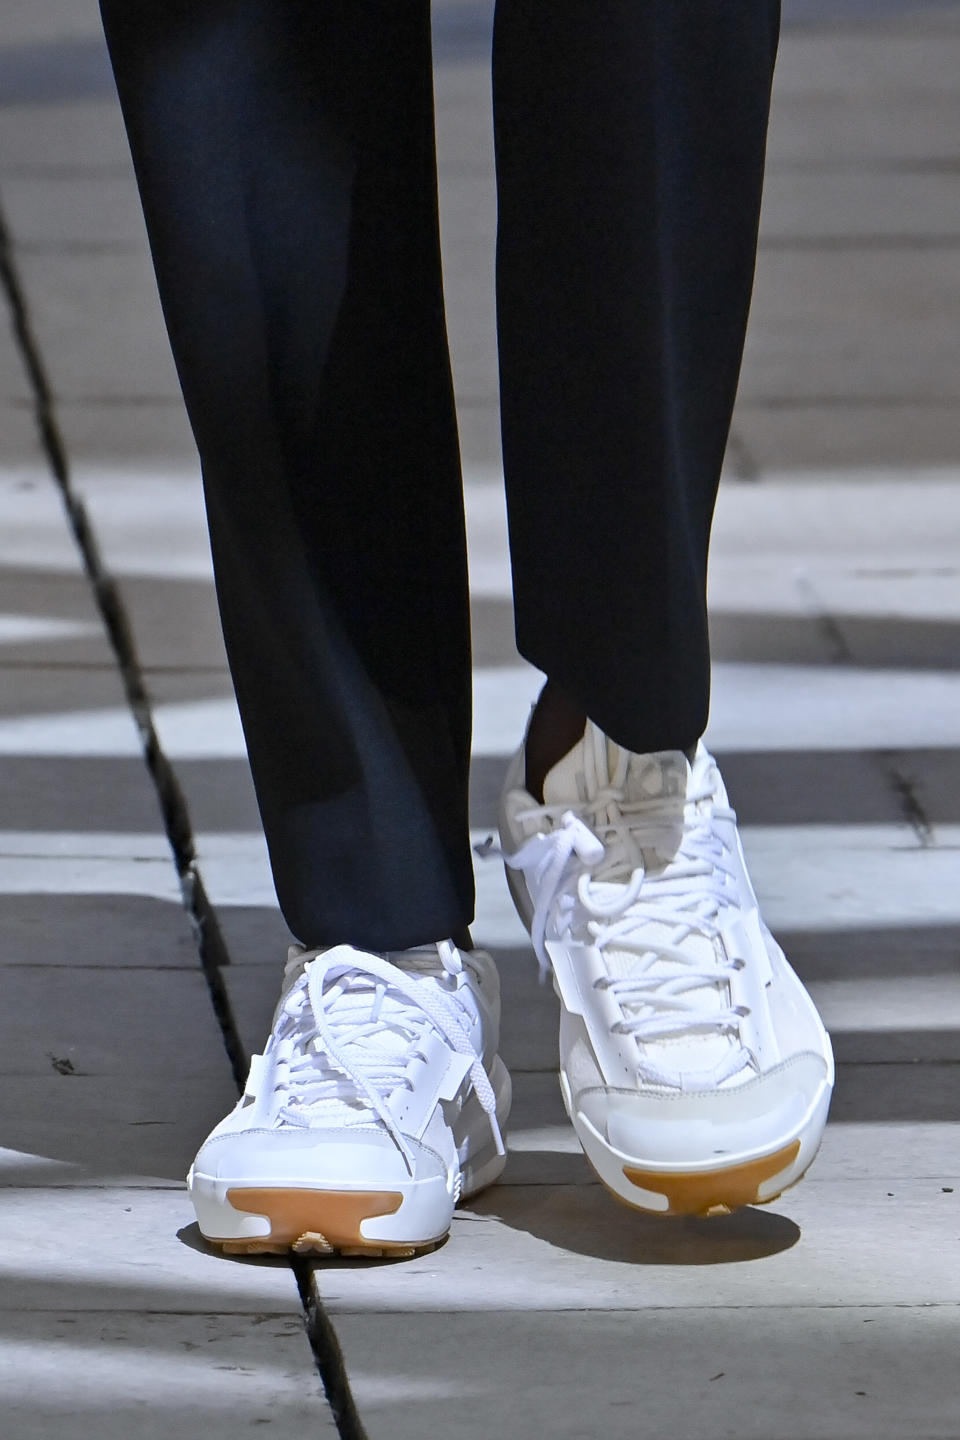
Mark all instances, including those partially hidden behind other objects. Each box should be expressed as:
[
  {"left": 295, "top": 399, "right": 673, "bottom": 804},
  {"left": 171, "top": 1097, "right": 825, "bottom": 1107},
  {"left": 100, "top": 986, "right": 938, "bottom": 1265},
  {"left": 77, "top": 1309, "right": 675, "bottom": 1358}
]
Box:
[
  {"left": 218, "top": 1235, "right": 443, "bottom": 1259},
  {"left": 619, "top": 1139, "right": 803, "bottom": 1217},
  {"left": 202, "top": 1187, "right": 447, "bottom": 1259},
  {"left": 563, "top": 1064, "right": 826, "bottom": 1219},
  {"left": 577, "top": 1128, "right": 809, "bottom": 1218}
]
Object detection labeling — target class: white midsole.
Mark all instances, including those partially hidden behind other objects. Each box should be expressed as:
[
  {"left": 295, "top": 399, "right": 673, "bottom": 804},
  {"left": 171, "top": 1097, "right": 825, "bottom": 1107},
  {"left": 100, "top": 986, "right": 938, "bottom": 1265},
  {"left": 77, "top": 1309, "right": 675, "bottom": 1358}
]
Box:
[
  {"left": 189, "top": 1052, "right": 512, "bottom": 1246},
  {"left": 560, "top": 1067, "right": 833, "bottom": 1211}
]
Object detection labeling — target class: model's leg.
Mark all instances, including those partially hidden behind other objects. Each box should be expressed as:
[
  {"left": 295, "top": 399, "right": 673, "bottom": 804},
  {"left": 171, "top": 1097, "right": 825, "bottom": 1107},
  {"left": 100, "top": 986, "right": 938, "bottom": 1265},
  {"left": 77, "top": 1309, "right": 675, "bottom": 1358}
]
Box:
[
  {"left": 494, "top": 0, "right": 779, "bottom": 758},
  {"left": 101, "top": 0, "right": 511, "bottom": 1257},
  {"left": 101, "top": 0, "right": 474, "bottom": 950},
  {"left": 494, "top": 3, "right": 834, "bottom": 1219}
]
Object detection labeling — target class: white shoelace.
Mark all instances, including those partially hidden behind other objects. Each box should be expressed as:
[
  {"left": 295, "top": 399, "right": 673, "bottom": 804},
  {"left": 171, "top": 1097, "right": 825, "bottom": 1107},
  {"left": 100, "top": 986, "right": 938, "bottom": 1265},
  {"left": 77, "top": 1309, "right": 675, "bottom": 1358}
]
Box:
[
  {"left": 270, "top": 941, "right": 504, "bottom": 1175},
  {"left": 505, "top": 758, "right": 753, "bottom": 1087}
]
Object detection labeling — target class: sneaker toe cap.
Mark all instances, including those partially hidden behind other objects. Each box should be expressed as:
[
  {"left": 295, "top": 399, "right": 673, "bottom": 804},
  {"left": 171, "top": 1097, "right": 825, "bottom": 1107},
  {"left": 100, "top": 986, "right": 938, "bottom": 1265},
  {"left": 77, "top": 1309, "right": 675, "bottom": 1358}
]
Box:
[
  {"left": 578, "top": 1051, "right": 832, "bottom": 1167},
  {"left": 191, "top": 1126, "right": 447, "bottom": 1188}
]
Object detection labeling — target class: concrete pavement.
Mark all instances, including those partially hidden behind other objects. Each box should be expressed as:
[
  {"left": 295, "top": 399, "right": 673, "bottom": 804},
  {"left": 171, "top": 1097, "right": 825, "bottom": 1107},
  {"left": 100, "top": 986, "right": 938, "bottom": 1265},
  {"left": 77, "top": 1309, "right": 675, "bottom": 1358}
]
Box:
[{"left": 1, "top": 1, "right": 959, "bottom": 1436}]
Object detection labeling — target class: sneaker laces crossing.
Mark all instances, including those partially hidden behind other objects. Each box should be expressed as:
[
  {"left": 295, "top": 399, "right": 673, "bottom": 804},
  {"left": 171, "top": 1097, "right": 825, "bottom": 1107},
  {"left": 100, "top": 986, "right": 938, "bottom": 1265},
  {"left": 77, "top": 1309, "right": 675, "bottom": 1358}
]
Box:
[
  {"left": 272, "top": 941, "right": 504, "bottom": 1175},
  {"left": 505, "top": 758, "right": 753, "bottom": 1086}
]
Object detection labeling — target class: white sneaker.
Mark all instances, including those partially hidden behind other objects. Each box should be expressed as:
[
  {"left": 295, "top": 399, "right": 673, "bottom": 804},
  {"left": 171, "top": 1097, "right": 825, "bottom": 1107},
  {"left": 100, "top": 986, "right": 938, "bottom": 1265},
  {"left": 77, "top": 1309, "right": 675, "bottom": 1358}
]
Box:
[
  {"left": 188, "top": 941, "right": 510, "bottom": 1256},
  {"left": 499, "top": 724, "right": 833, "bottom": 1216}
]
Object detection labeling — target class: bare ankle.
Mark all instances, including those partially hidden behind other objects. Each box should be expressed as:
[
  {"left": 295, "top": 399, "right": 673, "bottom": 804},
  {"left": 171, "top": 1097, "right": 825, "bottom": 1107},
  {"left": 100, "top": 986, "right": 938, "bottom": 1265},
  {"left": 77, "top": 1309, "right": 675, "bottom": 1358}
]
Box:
[{"left": 523, "top": 680, "right": 587, "bottom": 802}]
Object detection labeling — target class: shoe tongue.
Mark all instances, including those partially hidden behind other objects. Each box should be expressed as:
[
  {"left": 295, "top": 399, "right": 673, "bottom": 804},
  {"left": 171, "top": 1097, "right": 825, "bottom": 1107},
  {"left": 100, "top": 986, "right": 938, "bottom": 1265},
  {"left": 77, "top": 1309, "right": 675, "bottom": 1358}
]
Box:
[
  {"left": 541, "top": 723, "right": 690, "bottom": 806},
  {"left": 622, "top": 748, "right": 690, "bottom": 804}
]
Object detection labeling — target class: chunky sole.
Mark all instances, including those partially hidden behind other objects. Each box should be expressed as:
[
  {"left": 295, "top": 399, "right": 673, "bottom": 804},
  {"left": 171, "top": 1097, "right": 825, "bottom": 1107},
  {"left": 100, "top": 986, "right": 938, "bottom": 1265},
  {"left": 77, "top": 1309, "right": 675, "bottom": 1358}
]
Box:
[
  {"left": 561, "top": 1068, "right": 832, "bottom": 1218},
  {"left": 190, "top": 1056, "right": 511, "bottom": 1258},
  {"left": 215, "top": 1188, "right": 431, "bottom": 1258}
]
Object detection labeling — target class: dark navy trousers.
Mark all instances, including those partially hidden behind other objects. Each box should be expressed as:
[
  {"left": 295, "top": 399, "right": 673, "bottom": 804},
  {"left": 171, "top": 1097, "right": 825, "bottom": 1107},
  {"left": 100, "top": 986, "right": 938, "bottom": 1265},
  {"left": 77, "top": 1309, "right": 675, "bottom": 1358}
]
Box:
[{"left": 100, "top": 1, "right": 781, "bottom": 949}]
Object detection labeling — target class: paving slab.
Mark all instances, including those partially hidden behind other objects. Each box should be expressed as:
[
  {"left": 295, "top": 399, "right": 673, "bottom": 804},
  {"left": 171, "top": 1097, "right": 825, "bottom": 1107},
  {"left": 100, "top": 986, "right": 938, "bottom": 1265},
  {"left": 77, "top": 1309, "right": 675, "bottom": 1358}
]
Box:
[
  {"left": 795, "top": 616, "right": 960, "bottom": 673},
  {"left": 759, "top": 169, "right": 960, "bottom": 242},
  {"left": 0, "top": 891, "right": 198, "bottom": 967},
  {"left": 334, "top": 1306, "right": 960, "bottom": 1440},
  {"left": 829, "top": 1059, "right": 960, "bottom": 1125},
  {"left": 215, "top": 906, "right": 298, "bottom": 969},
  {"left": 0, "top": 756, "right": 173, "bottom": 833},
  {"left": 51, "top": 465, "right": 227, "bottom": 670},
  {"left": 731, "top": 401, "right": 960, "bottom": 472},
  {"left": 1, "top": 1074, "right": 237, "bottom": 1187},
  {"left": 0, "top": 331, "right": 33, "bottom": 403},
  {"left": 0, "top": 1186, "right": 308, "bottom": 1319},
  {"left": 55, "top": 398, "right": 198, "bottom": 467},
  {"left": 0, "top": 664, "right": 140, "bottom": 739},
  {"left": 710, "top": 475, "right": 960, "bottom": 568},
  {"left": 1, "top": 0, "right": 105, "bottom": 47},
  {"left": 433, "top": 57, "right": 496, "bottom": 181},
  {"left": 0, "top": 854, "right": 181, "bottom": 902},
  {"left": 101, "top": 575, "right": 226, "bottom": 670},
  {"left": 0, "top": 965, "right": 231, "bottom": 1077},
  {"left": 1, "top": 174, "right": 158, "bottom": 251},
  {"left": 773, "top": 26, "right": 960, "bottom": 97},
  {"left": 0, "top": 447, "right": 112, "bottom": 666},
  {"left": 825, "top": 578, "right": 960, "bottom": 638},
  {"left": 0, "top": 1311, "right": 335, "bottom": 1440},
  {"left": 901, "top": 748, "right": 960, "bottom": 826},
  {"left": 741, "top": 249, "right": 960, "bottom": 405},
  {"left": 15, "top": 251, "right": 181, "bottom": 402},
  {"left": 767, "top": 89, "right": 960, "bottom": 168},
  {"left": 0, "top": 1188, "right": 302, "bottom": 1313},
  {"left": 434, "top": 57, "right": 497, "bottom": 406},
  {"left": 314, "top": 1172, "right": 960, "bottom": 1314},
  {"left": 188, "top": 832, "right": 279, "bottom": 912},
  {"left": 0, "top": 101, "right": 133, "bottom": 177},
  {"left": 708, "top": 664, "right": 960, "bottom": 751},
  {"left": 774, "top": 921, "right": 960, "bottom": 982},
  {"left": 0, "top": 828, "right": 169, "bottom": 860}
]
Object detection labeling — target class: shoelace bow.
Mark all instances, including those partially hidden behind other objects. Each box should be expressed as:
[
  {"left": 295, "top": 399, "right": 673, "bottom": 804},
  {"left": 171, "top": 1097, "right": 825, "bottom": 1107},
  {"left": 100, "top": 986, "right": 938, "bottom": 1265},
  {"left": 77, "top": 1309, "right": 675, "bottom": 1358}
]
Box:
[
  {"left": 505, "top": 764, "right": 753, "bottom": 1086},
  {"left": 272, "top": 941, "right": 504, "bottom": 1175}
]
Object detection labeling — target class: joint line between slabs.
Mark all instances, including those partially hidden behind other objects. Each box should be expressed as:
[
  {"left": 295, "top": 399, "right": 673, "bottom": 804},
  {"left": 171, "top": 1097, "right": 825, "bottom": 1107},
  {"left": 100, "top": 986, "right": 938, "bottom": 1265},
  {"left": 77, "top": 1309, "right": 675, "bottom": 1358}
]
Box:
[
  {"left": 0, "top": 192, "right": 372, "bottom": 1440},
  {"left": 293, "top": 1260, "right": 371, "bottom": 1440},
  {"left": 0, "top": 199, "right": 246, "bottom": 1083}
]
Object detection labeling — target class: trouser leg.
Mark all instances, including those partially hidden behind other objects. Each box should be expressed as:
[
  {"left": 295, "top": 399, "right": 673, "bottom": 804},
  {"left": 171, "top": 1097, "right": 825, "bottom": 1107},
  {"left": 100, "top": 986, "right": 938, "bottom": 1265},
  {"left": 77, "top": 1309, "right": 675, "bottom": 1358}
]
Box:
[
  {"left": 100, "top": 0, "right": 474, "bottom": 948},
  {"left": 493, "top": 1, "right": 781, "bottom": 753}
]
